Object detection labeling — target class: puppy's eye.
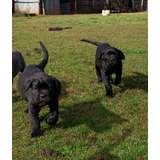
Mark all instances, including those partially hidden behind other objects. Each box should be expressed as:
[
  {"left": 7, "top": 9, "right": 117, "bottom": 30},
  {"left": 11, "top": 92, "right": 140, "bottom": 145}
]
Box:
[
  {"left": 33, "top": 87, "right": 38, "bottom": 90},
  {"left": 41, "top": 84, "right": 48, "bottom": 88},
  {"left": 49, "top": 88, "right": 53, "bottom": 91}
]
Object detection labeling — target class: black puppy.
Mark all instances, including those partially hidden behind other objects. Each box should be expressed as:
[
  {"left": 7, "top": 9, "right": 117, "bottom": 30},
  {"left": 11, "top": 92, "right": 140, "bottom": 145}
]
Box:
[
  {"left": 48, "top": 27, "right": 72, "bottom": 31},
  {"left": 81, "top": 39, "right": 125, "bottom": 98},
  {"left": 12, "top": 51, "right": 26, "bottom": 82},
  {"left": 18, "top": 42, "right": 61, "bottom": 138}
]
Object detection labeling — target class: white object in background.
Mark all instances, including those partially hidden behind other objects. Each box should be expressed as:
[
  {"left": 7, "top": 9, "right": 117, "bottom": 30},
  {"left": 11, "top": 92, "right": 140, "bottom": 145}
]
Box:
[{"left": 102, "top": 10, "right": 110, "bottom": 16}]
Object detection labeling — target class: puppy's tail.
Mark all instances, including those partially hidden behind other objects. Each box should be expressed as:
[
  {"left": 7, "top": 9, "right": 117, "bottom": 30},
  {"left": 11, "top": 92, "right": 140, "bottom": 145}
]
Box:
[
  {"left": 80, "top": 39, "right": 102, "bottom": 46},
  {"left": 38, "top": 42, "right": 49, "bottom": 70}
]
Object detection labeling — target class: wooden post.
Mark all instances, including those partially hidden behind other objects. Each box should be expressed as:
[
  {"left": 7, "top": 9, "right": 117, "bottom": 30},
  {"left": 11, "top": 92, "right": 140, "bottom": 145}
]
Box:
[
  {"left": 132, "top": 0, "right": 134, "bottom": 11},
  {"left": 120, "top": 0, "right": 122, "bottom": 12},
  {"left": 75, "top": 0, "right": 77, "bottom": 14},
  {"left": 39, "top": 0, "right": 43, "bottom": 14},
  {"left": 141, "top": 0, "right": 144, "bottom": 11}
]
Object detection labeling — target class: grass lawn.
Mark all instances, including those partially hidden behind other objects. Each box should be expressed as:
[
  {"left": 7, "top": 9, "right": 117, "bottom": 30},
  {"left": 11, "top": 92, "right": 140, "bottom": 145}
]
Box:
[{"left": 12, "top": 12, "right": 148, "bottom": 160}]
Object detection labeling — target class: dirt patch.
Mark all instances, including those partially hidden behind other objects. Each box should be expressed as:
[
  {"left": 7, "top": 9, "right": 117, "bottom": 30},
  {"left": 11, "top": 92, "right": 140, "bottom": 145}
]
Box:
[
  {"left": 34, "top": 48, "right": 42, "bottom": 54},
  {"left": 90, "top": 80, "right": 97, "bottom": 84},
  {"left": 52, "top": 151, "right": 60, "bottom": 157},
  {"left": 61, "top": 90, "right": 75, "bottom": 97},
  {"left": 136, "top": 155, "right": 146, "bottom": 160},
  {"left": 39, "top": 148, "right": 52, "bottom": 156},
  {"left": 67, "top": 90, "right": 75, "bottom": 96},
  {"left": 83, "top": 61, "right": 94, "bottom": 66},
  {"left": 92, "top": 144, "right": 101, "bottom": 148},
  {"left": 26, "top": 50, "right": 31, "bottom": 56},
  {"left": 88, "top": 136, "right": 97, "bottom": 143}
]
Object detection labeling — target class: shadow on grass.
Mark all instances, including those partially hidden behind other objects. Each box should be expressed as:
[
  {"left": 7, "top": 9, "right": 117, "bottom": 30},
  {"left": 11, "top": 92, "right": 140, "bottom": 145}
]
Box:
[
  {"left": 88, "top": 127, "right": 133, "bottom": 160},
  {"left": 58, "top": 98, "right": 127, "bottom": 133},
  {"left": 38, "top": 80, "right": 128, "bottom": 159},
  {"left": 121, "top": 72, "right": 148, "bottom": 92},
  {"left": 40, "top": 80, "right": 127, "bottom": 133},
  {"left": 40, "top": 99, "right": 127, "bottom": 146},
  {"left": 87, "top": 144, "right": 121, "bottom": 160},
  {"left": 57, "top": 98, "right": 127, "bottom": 159},
  {"left": 60, "top": 80, "right": 75, "bottom": 98}
]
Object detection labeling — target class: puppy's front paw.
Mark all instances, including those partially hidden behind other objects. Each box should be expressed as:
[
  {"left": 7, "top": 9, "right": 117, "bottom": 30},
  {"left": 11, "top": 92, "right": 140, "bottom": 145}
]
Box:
[
  {"left": 46, "top": 113, "right": 58, "bottom": 125},
  {"left": 106, "top": 94, "right": 114, "bottom": 98},
  {"left": 46, "top": 117, "right": 58, "bottom": 125},
  {"left": 106, "top": 91, "right": 114, "bottom": 98},
  {"left": 31, "top": 131, "right": 41, "bottom": 138},
  {"left": 114, "top": 79, "right": 121, "bottom": 86}
]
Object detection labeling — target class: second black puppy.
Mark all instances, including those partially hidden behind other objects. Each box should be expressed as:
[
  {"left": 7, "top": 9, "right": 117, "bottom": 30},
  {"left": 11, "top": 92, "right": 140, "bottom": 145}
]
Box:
[
  {"left": 18, "top": 42, "right": 61, "bottom": 138},
  {"left": 81, "top": 39, "right": 125, "bottom": 98},
  {"left": 12, "top": 51, "right": 26, "bottom": 82}
]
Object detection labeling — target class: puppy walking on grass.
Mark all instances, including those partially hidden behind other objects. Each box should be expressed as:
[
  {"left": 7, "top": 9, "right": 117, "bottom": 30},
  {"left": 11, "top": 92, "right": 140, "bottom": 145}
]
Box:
[
  {"left": 81, "top": 39, "right": 125, "bottom": 98},
  {"left": 18, "top": 42, "right": 61, "bottom": 138}
]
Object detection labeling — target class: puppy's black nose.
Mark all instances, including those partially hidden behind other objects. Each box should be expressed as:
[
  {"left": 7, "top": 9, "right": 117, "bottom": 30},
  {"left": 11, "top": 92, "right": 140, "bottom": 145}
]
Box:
[
  {"left": 40, "top": 94, "right": 46, "bottom": 99},
  {"left": 110, "top": 57, "right": 115, "bottom": 62}
]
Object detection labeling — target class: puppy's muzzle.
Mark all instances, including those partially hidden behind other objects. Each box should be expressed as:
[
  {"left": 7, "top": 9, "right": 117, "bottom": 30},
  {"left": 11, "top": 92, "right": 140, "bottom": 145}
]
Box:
[
  {"left": 40, "top": 93, "right": 46, "bottom": 99},
  {"left": 109, "top": 57, "right": 117, "bottom": 64},
  {"left": 110, "top": 57, "right": 115, "bottom": 62},
  {"left": 39, "top": 93, "right": 49, "bottom": 106}
]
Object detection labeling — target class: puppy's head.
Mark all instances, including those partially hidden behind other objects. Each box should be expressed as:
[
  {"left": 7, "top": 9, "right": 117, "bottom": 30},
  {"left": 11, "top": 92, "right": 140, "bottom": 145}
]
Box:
[
  {"left": 24, "top": 73, "right": 61, "bottom": 105},
  {"left": 99, "top": 47, "right": 125, "bottom": 68}
]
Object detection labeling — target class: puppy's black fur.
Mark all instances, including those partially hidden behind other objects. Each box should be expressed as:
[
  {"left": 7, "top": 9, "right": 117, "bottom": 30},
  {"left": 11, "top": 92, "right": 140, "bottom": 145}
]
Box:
[
  {"left": 48, "top": 27, "right": 72, "bottom": 31},
  {"left": 18, "top": 42, "right": 61, "bottom": 138},
  {"left": 12, "top": 51, "right": 26, "bottom": 82},
  {"left": 81, "top": 39, "right": 125, "bottom": 98}
]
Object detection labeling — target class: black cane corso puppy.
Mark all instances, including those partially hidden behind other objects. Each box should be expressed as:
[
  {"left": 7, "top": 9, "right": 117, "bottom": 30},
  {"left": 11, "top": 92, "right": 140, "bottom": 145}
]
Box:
[
  {"left": 48, "top": 27, "right": 72, "bottom": 31},
  {"left": 81, "top": 39, "right": 125, "bottom": 98},
  {"left": 18, "top": 42, "right": 61, "bottom": 138},
  {"left": 12, "top": 51, "right": 26, "bottom": 82}
]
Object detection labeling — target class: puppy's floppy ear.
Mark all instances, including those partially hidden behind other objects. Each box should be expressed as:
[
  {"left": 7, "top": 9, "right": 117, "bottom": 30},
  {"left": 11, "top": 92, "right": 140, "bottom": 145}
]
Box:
[
  {"left": 118, "top": 50, "right": 125, "bottom": 60},
  {"left": 114, "top": 48, "right": 125, "bottom": 60},
  {"left": 23, "top": 78, "right": 35, "bottom": 93},
  {"left": 51, "top": 77, "right": 61, "bottom": 97},
  {"left": 99, "top": 52, "right": 105, "bottom": 60}
]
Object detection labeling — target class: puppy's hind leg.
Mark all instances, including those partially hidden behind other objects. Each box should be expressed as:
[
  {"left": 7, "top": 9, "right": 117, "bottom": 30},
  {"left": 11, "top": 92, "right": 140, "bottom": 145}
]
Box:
[
  {"left": 46, "top": 98, "right": 59, "bottom": 125},
  {"left": 95, "top": 65, "right": 102, "bottom": 83}
]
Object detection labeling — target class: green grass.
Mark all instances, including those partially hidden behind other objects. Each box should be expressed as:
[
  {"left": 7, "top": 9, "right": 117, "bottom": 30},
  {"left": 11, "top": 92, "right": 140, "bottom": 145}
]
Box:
[{"left": 12, "top": 13, "right": 148, "bottom": 160}]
